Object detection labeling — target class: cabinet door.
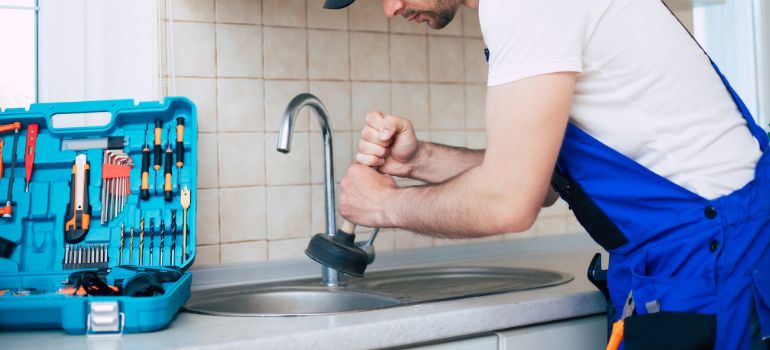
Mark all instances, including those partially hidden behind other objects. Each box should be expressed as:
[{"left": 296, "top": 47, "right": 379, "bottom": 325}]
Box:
[
  {"left": 497, "top": 315, "right": 606, "bottom": 350},
  {"left": 405, "top": 334, "right": 498, "bottom": 350}
]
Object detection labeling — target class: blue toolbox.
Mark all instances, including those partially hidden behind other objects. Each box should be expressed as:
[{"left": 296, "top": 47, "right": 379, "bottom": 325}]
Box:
[{"left": 0, "top": 98, "right": 197, "bottom": 334}]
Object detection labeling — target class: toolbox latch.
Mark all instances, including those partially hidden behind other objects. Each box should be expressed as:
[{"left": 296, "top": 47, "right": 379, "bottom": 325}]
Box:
[{"left": 87, "top": 301, "right": 124, "bottom": 336}]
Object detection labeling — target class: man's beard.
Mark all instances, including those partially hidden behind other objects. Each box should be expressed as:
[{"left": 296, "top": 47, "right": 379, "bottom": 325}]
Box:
[{"left": 404, "top": 0, "right": 460, "bottom": 29}]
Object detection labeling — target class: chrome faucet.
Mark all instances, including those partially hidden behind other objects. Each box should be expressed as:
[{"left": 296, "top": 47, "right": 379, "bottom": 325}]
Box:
[
  {"left": 277, "top": 93, "right": 380, "bottom": 286},
  {"left": 277, "top": 93, "right": 342, "bottom": 286}
]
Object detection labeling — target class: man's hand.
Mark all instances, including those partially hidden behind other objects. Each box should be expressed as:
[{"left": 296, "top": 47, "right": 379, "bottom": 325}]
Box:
[
  {"left": 339, "top": 164, "right": 398, "bottom": 228},
  {"left": 356, "top": 111, "right": 421, "bottom": 178}
]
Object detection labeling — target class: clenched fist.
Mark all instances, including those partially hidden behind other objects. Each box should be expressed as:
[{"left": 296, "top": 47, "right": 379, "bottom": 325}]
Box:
[{"left": 356, "top": 111, "right": 421, "bottom": 178}]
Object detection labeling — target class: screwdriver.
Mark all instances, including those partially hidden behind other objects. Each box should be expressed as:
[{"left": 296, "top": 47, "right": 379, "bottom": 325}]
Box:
[
  {"left": 175, "top": 117, "right": 185, "bottom": 190},
  {"left": 164, "top": 127, "right": 173, "bottom": 201},
  {"left": 153, "top": 119, "right": 163, "bottom": 195},
  {"left": 24, "top": 124, "right": 38, "bottom": 192},
  {"left": 140, "top": 125, "right": 150, "bottom": 200}
]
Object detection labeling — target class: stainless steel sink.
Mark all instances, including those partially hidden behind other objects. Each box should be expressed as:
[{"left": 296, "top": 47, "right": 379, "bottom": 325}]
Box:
[{"left": 184, "top": 266, "right": 573, "bottom": 316}]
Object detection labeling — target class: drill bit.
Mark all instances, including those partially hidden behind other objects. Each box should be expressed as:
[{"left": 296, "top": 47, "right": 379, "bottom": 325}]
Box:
[
  {"left": 119, "top": 223, "right": 125, "bottom": 265},
  {"left": 139, "top": 217, "right": 145, "bottom": 266},
  {"left": 181, "top": 186, "right": 191, "bottom": 263},
  {"left": 160, "top": 219, "right": 165, "bottom": 266},
  {"left": 171, "top": 210, "right": 177, "bottom": 266},
  {"left": 129, "top": 226, "right": 135, "bottom": 264},
  {"left": 150, "top": 218, "right": 155, "bottom": 266}
]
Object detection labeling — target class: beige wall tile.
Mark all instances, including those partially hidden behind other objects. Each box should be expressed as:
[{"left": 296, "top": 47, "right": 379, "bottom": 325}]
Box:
[
  {"left": 216, "top": 24, "right": 263, "bottom": 78},
  {"left": 307, "top": 1, "right": 348, "bottom": 30},
  {"left": 434, "top": 238, "right": 469, "bottom": 247},
  {"left": 310, "top": 131, "right": 352, "bottom": 184},
  {"left": 308, "top": 30, "right": 350, "bottom": 80},
  {"left": 263, "top": 27, "right": 308, "bottom": 80},
  {"left": 311, "top": 184, "right": 343, "bottom": 234},
  {"left": 464, "top": 38, "right": 487, "bottom": 83},
  {"left": 535, "top": 217, "right": 569, "bottom": 236},
  {"left": 268, "top": 237, "right": 311, "bottom": 260},
  {"left": 173, "top": 22, "right": 216, "bottom": 77},
  {"left": 539, "top": 198, "right": 569, "bottom": 218},
  {"left": 215, "top": 0, "right": 261, "bottom": 24},
  {"left": 218, "top": 132, "right": 265, "bottom": 186},
  {"left": 220, "top": 187, "right": 267, "bottom": 242},
  {"left": 429, "top": 84, "right": 465, "bottom": 130},
  {"left": 266, "top": 132, "right": 310, "bottom": 185},
  {"left": 217, "top": 79, "right": 264, "bottom": 132},
  {"left": 466, "top": 131, "right": 486, "bottom": 149},
  {"left": 350, "top": 32, "right": 390, "bottom": 81},
  {"left": 197, "top": 133, "right": 219, "bottom": 188},
  {"left": 429, "top": 36, "right": 463, "bottom": 83},
  {"left": 430, "top": 131, "right": 465, "bottom": 147},
  {"left": 390, "top": 83, "right": 429, "bottom": 130},
  {"left": 175, "top": 78, "right": 217, "bottom": 132},
  {"left": 461, "top": 7, "right": 481, "bottom": 38},
  {"left": 471, "top": 234, "right": 504, "bottom": 243},
  {"left": 309, "top": 81, "right": 351, "bottom": 132},
  {"left": 173, "top": 0, "right": 215, "bottom": 22},
  {"left": 351, "top": 82, "right": 391, "bottom": 131},
  {"left": 196, "top": 188, "right": 221, "bottom": 245},
  {"left": 194, "top": 245, "right": 221, "bottom": 266},
  {"left": 221, "top": 241, "right": 268, "bottom": 264},
  {"left": 264, "top": 80, "right": 309, "bottom": 132},
  {"left": 394, "top": 229, "right": 433, "bottom": 250},
  {"left": 267, "top": 186, "right": 312, "bottom": 239},
  {"left": 390, "top": 34, "right": 428, "bottom": 82},
  {"left": 389, "top": 17, "right": 427, "bottom": 34},
  {"left": 566, "top": 215, "right": 584, "bottom": 234},
  {"left": 348, "top": 0, "right": 388, "bottom": 32},
  {"left": 465, "top": 84, "right": 485, "bottom": 130},
  {"left": 263, "top": 0, "right": 306, "bottom": 27}
]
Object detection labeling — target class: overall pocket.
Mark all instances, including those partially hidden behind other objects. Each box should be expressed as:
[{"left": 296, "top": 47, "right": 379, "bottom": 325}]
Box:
[
  {"left": 622, "top": 251, "right": 717, "bottom": 349},
  {"left": 751, "top": 265, "right": 770, "bottom": 343}
]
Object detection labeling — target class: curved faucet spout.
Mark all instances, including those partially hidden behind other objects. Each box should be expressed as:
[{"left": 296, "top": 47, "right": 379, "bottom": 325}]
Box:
[{"left": 276, "top": 93, "right": 340, "bottom": 286}]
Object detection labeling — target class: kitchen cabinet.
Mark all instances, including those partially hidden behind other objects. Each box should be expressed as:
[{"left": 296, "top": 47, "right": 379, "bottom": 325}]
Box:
[
  {"left": 405, "top": 334, "right": 498, "bottom": 350},
  {"left": 497, "top": 315, "right": 606, "bottom": 350},
  {"left": 402, "top": 314, "right": 606, "bottom": 350}
]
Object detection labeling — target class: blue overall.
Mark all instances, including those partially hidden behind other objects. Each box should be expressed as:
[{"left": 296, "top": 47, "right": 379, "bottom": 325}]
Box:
[{"left": 555, "top": 61, "right": 770, "bottom": 349}]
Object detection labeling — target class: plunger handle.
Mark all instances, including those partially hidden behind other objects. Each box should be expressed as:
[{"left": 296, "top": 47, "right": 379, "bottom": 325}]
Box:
[{"left": 340, "top": 220, "right": 356, "bottom": 234}]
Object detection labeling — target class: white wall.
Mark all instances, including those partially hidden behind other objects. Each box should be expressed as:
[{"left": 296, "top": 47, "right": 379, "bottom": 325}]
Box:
[{"left": 693, "top": 1, "right": 763, "bottom": 124}]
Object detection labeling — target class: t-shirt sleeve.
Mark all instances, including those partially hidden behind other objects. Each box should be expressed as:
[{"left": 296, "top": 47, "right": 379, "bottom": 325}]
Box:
[{"left": 480, "top": 0, "right": 608, "bottom": 87}]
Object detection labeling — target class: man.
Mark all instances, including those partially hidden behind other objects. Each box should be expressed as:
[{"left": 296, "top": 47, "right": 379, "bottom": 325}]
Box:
[{"left": 326, "top": 0, "right": 770, "bottom": 349}]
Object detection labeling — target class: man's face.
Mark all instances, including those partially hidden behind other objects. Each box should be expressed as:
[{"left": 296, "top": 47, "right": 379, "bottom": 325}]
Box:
[{"left": 381, "top": 0, "right": 463, "bottom": 30}]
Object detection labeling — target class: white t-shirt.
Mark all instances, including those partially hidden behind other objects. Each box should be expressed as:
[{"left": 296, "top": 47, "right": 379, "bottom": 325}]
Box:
[{"left": 480, "top": 0, "right": 761, "bottom": 200}]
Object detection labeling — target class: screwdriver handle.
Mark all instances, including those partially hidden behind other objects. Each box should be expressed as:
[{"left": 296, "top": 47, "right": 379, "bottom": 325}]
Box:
[
  {"left": 141, "top": 145, "right": 150, "bottom": 200},
  {"left": 164, "top": 142, "right": 173, "bottom": 202},
  {"left": 175, "top": 118, "right": 184, "bottom": 167},
  {"left": 24, "top": 124, "right": 39, "bottom": 191},
  {"left": 153, "top": 120, "right": 163, "bottom": 170}
]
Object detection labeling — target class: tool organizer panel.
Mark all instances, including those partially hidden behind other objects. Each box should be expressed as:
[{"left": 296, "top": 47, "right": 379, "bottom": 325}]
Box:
[{"left": 0, "top": 98, "right": 197, "bottom": 334}]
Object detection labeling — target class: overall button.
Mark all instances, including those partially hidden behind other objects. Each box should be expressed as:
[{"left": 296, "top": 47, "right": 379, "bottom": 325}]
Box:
[
  {"left": 709, "top": 240, "right": 720, "bottom": 253},
  {"left": 704, "top": 205, "right": 717, "bottom": 219}
]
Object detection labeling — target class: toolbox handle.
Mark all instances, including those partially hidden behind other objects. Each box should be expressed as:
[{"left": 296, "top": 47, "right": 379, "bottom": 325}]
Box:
[{"left": 34, "top": 100, "right": 136, "bottom": 136}]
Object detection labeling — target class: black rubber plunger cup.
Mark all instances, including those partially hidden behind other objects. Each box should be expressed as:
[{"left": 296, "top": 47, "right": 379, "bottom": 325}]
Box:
[{"left": 305, "top": 229, "right": 369, "bottom": 277}]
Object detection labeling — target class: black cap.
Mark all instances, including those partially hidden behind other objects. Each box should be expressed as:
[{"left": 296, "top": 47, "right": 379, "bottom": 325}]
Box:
[{"left": 323, "top": 0, "right": 355, "bottom": 9}]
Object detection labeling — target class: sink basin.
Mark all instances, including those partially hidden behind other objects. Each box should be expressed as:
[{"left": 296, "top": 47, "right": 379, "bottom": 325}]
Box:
[
  {"left": 184, "top": 266, "right": 573, "bottom": 316},
  {"left": 185, "top": 287, "right": 402, "bottom": 316}
]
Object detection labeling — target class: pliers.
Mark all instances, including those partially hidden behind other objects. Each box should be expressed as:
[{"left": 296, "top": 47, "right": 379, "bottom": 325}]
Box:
[{"left": 606, "top": 290, "right": 635, "bottom": 350}]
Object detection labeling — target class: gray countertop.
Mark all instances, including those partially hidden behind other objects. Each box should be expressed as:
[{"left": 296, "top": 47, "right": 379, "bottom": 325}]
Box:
[{"left": 1, "top": 234, "right": 608, "bottom": 350}]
